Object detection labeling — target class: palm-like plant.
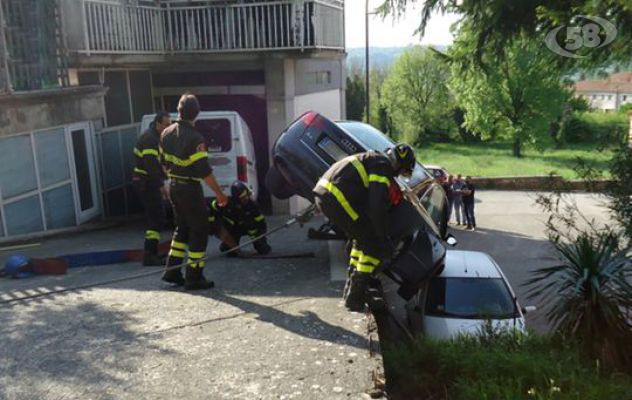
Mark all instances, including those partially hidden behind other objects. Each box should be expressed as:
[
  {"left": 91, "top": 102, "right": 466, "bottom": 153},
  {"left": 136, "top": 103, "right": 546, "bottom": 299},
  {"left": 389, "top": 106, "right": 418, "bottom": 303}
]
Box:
[{"left": 525, "top": 232, "right": 632, "bottom": 370}]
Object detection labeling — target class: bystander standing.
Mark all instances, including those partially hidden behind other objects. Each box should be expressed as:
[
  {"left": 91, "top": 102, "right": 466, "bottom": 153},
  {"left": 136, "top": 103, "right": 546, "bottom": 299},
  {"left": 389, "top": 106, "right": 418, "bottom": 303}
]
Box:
[{"left": 463, "top": 176, "right": 476, "bottom": 230}]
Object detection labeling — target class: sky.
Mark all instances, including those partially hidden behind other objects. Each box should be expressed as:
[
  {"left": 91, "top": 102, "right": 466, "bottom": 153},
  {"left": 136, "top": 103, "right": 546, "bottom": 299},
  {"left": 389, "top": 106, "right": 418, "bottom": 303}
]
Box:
[{"left": 345, "top": 0, "right": 460, "bottom": 48}]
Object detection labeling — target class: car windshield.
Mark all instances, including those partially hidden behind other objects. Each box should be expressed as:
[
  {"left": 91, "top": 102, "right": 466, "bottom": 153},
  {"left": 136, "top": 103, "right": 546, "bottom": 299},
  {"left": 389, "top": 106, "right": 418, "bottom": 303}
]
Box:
[{"left": 425, "top": 277, "right": 518, "bottom": 319}]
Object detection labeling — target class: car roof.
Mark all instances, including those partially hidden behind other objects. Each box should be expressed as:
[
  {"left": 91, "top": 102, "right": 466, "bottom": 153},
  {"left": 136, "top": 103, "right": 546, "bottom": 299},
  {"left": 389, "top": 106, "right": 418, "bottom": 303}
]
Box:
[
  {"left": 424, "top": 165, "right": 444, "bottom": 170},
  {"left": 440, "top": 250, "right": 502, "bottom": 279}
]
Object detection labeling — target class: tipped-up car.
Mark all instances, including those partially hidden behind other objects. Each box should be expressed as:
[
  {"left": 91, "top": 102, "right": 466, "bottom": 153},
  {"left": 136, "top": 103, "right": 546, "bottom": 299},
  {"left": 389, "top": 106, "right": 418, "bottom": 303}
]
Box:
[{"left": 266, "top": 112, "right": 452, "bottom": 300}]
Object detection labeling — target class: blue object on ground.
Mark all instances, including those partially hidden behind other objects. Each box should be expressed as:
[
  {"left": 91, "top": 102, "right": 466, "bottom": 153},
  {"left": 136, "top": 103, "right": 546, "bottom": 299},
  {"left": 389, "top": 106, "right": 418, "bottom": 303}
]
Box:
[
  {"left": 61, "top": 250, "right": 128, "bottom": 268},
  {"left": 5, "top": 255, "right": 34, "bottom": 279}
]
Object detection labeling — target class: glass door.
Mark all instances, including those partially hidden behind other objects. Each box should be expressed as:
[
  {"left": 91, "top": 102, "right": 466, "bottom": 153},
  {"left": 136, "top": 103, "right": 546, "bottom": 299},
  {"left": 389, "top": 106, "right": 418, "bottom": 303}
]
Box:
[{"left": 67, "top": 123, "right": 100, "bottom": 222}]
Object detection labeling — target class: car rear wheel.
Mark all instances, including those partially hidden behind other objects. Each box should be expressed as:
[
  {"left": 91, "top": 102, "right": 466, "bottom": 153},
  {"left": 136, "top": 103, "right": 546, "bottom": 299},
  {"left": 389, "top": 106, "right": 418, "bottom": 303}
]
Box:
[{"left": 265, "top": 164, "right": 296, "bottom": 199}]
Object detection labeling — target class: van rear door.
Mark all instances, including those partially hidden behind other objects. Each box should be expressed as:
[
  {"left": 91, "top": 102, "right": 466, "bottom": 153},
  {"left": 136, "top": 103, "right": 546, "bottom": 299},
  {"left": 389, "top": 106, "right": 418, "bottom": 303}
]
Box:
[{"left": 195, "top": 114, "right": 236, "bottom": 197}]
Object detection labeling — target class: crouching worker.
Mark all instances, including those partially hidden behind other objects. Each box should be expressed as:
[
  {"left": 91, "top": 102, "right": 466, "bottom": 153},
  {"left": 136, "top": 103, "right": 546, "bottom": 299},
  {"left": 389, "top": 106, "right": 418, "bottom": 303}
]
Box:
[
  {"left": 313, "top": 144, "right": 416, "bottom": 312},
  {"left": 208, "top": 181, "right": 271, "bottom": 257}
]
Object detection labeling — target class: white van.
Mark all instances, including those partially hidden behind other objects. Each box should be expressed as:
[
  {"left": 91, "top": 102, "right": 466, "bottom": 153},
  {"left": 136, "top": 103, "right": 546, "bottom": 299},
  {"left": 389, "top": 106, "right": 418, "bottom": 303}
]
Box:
[{"left": 140, "top": 111, "right": 259, "bottom": 199}]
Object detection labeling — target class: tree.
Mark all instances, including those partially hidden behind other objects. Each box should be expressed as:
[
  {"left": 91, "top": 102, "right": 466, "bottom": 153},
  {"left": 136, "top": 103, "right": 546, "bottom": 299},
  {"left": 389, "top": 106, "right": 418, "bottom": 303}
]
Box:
[
  {"left": 378, "top": 0, "right": 632, "bottom": 68},
  {"left": 381, "top": 46, "right": 455, "bottom": 145},
  {"left": 345, "top": 68, "right": 366, "bottom": 122},
  {"left": 449, "top": 31, "right": 570, "bottom": 157}
]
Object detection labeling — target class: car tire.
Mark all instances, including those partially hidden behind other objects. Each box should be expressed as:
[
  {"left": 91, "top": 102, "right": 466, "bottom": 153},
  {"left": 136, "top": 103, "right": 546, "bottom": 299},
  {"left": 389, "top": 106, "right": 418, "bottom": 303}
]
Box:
[{"left": 265, "top": 164, "right": 296, "bottom": 199}]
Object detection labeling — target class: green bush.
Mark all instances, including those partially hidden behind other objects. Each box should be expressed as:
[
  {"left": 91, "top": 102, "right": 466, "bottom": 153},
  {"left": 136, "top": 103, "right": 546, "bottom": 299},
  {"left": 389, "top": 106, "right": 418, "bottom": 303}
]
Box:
[
  {"left": 384, "top": 333, "right": 632, "bottom": 400},
  {"left": 560, "top": 112, "right": 628, "bottom": 144}
]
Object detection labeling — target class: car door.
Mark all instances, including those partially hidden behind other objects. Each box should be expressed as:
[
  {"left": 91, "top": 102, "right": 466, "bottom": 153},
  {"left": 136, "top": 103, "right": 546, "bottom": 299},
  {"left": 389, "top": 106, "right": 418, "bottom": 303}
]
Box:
[{"left": 195, "top": 114, "right": 236, "bottom": 197}]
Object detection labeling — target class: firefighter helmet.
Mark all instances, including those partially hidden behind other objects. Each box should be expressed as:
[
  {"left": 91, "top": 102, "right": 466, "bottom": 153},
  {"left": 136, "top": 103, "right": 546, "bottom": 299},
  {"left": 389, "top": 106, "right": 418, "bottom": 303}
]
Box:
[
  {"left": 231, "top": 180, "right": 251, "bottom": 200},
  {"left": 390, "top": 143, "right": 416, "bottom": 175}
]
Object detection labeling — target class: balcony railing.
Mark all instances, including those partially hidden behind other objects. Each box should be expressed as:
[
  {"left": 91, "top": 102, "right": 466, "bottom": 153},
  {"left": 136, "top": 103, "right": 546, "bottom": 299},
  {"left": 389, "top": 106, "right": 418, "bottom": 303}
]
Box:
[{"left": 79, "top": 0, "right": 344, "bottom": 55}]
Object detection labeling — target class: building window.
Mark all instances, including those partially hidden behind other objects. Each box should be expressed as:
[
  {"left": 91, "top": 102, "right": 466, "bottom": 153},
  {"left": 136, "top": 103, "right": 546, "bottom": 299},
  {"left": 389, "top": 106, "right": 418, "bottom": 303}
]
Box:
[
  {"left": 608, "top": 95, "right": 612, "bottom": 100},
  {"left": 305, "top": 71, "right": 332, "bottom": 86},
  {"left": 624, "top": 95, "right": 628, "bottom": 101}
]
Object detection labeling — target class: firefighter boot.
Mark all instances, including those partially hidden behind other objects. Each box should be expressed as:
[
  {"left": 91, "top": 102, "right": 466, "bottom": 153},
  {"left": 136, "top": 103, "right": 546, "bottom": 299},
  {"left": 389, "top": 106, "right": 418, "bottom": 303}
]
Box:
[
  {"left": 162, "top": 266, "right": 184, "bottom": 286},
  {"left": 143, "top": 239, "right": 165, "bottom": 266},
  {"left": 254, "top": 238, "right": 271, "bottom": 255},
  {"left": 344, "top": 271, "right": 372, "bottom": 312},
  {"left": 219, "top": 242, "right": 239, "bottom": 257},
  {"left": 184, "top": 266, "right": 215, "bottom": 291}
]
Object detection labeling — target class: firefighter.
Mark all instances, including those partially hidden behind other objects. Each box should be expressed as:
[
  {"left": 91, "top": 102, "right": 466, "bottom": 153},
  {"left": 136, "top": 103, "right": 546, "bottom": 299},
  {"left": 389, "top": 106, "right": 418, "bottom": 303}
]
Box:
[
  {"left": 159, "top": 93, "right": 228, "bottom": 290},
  {"left": 133, "top": 111, "right": 171, "bottom": 266},
  {"left": 313, "top": 144, "right": 416, "bottom": 312},
  {"left": 209, "top": 181, "right": 271, "bottom": 256}
]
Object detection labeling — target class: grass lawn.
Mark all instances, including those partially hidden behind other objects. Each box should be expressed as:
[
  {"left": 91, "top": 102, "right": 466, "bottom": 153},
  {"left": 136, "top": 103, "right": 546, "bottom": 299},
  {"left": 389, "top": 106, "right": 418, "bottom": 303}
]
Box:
[{"left": 417, "top": 142, "right": 614, "bottom": 179}]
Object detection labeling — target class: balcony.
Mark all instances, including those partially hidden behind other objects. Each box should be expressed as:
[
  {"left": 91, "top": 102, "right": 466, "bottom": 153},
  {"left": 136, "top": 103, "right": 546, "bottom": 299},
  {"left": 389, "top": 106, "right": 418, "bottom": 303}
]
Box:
[{"left": 69, "top": 0, "right": 344, "bottom": 57}]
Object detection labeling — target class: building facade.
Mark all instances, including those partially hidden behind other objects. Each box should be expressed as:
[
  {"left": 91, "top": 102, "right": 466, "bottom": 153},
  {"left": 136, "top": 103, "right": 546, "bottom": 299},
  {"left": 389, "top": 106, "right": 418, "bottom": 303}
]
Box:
[
  {"left": 0, "top": 0, "right": 107, "bottom": 240},
  {"left": 0, "top": 0, "right": 346, "bottom": 239},
  {"left": 574, "top": 72, "right": 632, "bottom": 112}
]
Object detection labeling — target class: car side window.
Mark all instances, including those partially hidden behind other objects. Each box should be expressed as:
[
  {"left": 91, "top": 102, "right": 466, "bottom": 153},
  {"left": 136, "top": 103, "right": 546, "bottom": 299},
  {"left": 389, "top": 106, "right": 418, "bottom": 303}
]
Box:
[{"left": 419, "top": 184, "right": 445, "bottom": 229}]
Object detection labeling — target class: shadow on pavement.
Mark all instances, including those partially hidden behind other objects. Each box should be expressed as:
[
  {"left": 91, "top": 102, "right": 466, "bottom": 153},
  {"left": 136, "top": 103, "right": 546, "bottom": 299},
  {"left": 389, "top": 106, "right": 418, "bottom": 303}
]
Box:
[
  {"left": 0, "top": 301, "right": 175, "bottom": 400},
  {"left": 148, "top": 291, "right": 369, "bottom": 351}
]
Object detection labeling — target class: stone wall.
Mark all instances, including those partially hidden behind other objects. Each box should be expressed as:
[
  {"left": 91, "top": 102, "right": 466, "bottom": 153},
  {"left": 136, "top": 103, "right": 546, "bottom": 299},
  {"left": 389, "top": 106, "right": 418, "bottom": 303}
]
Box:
[
  {"left": 471, "top": 176, "right": 614, "bottom": 192},
  {"left": 0, "top": 86, "right": 106, "bottom": 137}
]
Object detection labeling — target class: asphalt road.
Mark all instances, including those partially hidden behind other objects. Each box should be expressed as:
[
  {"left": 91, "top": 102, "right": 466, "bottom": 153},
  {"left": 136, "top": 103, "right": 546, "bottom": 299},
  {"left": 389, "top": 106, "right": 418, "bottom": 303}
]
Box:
[{"left": 442, "top": 190, "right": 612, "bottom": 332}]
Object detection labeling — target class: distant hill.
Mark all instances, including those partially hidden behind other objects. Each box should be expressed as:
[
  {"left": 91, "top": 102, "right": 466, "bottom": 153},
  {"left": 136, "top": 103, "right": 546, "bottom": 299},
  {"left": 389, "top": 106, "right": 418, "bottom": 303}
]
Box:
[{"left": 346, "top": 45, "right": 448, "bottom": 71}]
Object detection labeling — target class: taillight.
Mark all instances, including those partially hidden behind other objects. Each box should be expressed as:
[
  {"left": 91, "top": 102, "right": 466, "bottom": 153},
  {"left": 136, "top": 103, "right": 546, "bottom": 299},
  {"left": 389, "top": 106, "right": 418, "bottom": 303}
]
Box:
[
  {"left": 301, "top": 112, "right": 317, "bottom": 126},
  {"left": 237, "top": 156, "right": 248, "bottom": 182}
]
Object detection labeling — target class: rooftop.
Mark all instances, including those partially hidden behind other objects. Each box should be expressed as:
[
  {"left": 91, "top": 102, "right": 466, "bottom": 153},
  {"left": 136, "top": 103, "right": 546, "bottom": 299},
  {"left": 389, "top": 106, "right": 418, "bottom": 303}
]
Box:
[{"left": 574, "top": 72, "right": 632, "bottom": 93}]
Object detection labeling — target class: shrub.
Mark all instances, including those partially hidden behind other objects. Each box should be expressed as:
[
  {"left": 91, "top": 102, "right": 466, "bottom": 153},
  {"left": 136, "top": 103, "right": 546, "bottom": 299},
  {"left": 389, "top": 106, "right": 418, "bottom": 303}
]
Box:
[
  {"left": 560, "top": 111, "right": 627, "bottom": 144},
  {"left": 384, "top": 332, "right": 632, "bottom": 400}
]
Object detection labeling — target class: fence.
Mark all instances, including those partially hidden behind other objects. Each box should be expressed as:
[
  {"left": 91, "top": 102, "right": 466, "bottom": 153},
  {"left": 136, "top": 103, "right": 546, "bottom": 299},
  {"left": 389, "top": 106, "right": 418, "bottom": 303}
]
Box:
[
  {"left": 81, "top": 0, "right": 344, "bottom": 54},
  {"left": 95, "top": 123, "right": 142, "bottom": 217}
]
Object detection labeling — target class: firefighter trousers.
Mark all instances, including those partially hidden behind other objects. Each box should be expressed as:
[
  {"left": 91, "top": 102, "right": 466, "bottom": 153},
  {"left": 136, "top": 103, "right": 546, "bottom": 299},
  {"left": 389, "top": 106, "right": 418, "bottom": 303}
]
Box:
[
  {"left": 166, "top": 182, "right": 209, "bottom": 271},
  {"left": 314, "top": 193, "right": 387, "bottom": 275},
  {"left": 134, "top": 179, "right": 165, "bottom": 256}
]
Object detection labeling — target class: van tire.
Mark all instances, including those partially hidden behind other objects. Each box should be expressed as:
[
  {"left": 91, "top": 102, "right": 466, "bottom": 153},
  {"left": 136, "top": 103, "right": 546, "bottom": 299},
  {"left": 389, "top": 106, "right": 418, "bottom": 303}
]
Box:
[{"left": 265, "top": 164, "right": 296, "bottom": 199}]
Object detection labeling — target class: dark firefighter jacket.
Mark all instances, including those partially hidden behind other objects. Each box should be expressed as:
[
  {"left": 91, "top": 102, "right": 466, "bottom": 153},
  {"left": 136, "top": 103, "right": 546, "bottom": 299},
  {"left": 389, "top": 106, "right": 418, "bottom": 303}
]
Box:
[
  {"left": 133, "top": 123, "right": 167, "bottom": 185},
  {"left": 159, "top": 120, "right": 212, "bottom": 182},
  {"left": 313, "top": 151, "right": 398, "bottom": 238},
  {"left": 209, "top": 197, "right": 266, "bottom": 237}
]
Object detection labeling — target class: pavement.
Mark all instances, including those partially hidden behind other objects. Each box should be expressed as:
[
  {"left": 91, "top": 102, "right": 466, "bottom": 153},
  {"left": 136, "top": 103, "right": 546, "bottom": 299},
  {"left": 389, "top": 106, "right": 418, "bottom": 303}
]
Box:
[
  {"left": 0, "top": 217, "right": 383, "bottom": 400},
  {"left": 0, "top": 191, "right": 612, "bottom": 399}
]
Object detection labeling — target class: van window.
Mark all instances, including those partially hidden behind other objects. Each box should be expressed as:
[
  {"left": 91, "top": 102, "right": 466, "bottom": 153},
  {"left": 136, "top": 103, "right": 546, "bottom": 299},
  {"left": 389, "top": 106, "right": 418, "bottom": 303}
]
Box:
[{"left": 196, "top": 119, "right": 232, "bottom": 153}]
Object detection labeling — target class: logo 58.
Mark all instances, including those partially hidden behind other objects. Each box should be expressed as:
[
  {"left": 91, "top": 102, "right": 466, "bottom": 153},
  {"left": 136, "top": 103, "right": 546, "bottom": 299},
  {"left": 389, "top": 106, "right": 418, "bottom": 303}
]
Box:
[{"left": 545, "top": 15, "right": 617, "bottom": 58}]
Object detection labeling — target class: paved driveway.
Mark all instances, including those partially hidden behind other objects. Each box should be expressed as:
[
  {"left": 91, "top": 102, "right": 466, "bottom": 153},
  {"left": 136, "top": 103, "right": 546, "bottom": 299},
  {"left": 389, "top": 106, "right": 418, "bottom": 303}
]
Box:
[
  {"left": 444, "top": 190, "right": 612, "bottom": 332},
  {"left": 0, "top": 218, "right": 381, "bottom": 400}
]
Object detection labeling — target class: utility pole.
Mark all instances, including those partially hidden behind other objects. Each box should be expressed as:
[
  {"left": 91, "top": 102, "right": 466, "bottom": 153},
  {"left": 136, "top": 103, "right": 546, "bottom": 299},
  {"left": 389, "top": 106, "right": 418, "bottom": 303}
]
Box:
[{"left": 365, "top": 0, "right": 370, "bottom": 125}]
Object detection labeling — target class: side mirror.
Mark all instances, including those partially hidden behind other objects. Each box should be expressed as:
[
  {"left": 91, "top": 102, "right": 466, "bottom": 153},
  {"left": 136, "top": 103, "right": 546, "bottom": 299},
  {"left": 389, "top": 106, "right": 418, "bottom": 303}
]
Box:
[
  {"left": 521, "top": 305, "right": 537, "bottom": 314},
  {"left": 445, "top": 234, "right": 458, "bottom": 247}
]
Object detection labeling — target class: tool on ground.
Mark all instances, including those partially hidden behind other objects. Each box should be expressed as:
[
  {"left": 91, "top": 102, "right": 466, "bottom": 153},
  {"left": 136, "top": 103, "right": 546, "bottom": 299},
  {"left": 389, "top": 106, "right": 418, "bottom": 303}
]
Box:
[{"left": 0, "top": 205, "right": 317, "bottom": 305}]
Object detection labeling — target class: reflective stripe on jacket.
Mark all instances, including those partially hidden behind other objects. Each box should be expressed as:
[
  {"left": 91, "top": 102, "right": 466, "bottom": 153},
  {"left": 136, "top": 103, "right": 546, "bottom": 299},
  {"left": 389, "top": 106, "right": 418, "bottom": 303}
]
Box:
[
  {"left": 159, "top": 120, "right": 212, "bottom": 181},
  {"left": 133, "top": 125, "right": 166, "bottom": 185},
  {"left": 313, "top": 151, "right": 394, "bottom": 235}
]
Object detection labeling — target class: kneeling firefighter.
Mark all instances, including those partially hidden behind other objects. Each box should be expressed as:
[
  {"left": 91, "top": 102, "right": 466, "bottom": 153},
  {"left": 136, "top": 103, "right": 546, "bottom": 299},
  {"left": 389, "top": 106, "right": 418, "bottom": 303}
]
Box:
[
  {"left": 313, "top": 144, "right": 416, "bottom": 312},
  {"left": 208, "top": 181, "right": 271, "bottom": 256}
]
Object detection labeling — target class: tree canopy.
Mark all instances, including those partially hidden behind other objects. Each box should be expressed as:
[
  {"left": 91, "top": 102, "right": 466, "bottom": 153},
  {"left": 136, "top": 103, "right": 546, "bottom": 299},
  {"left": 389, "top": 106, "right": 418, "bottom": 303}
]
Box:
[
  {"left": 449, "top": 29, "right": 570, "bottom": 157},
  {"left": 378, "top": 0, "right": 632, "bottom": 68},
  {"left": 381, "top": 47, "right": 454, "bottom": 145}
]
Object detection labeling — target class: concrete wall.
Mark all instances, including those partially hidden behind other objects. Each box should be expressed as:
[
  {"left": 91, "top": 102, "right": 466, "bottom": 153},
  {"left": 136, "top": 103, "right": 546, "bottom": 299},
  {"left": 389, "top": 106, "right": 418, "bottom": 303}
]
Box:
[
  {"left": 0, "top": 86, "right": 106, "bottom": 137},
  {"left": 264, "top": 55, "right": 345, "bottom": 214},
  {"left": 294, "top": 89, "right": 342, "bottom": 121}
]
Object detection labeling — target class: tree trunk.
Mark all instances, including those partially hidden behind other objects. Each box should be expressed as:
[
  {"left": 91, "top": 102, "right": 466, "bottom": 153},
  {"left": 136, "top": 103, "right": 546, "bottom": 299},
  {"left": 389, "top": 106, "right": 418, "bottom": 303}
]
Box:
[{"left": 513, "top": 138, "right": 522, "bottom": 158}]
